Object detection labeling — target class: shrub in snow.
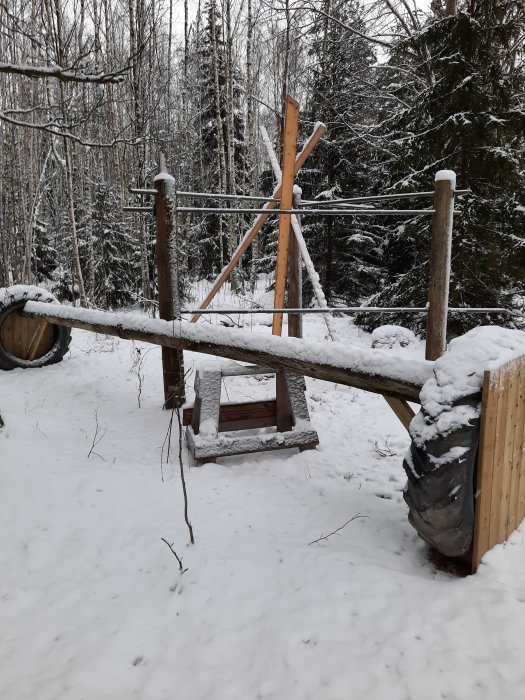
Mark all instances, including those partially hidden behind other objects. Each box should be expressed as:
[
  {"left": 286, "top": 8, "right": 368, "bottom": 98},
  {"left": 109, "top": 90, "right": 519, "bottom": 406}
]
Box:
[{"left": 371, "top": 325, "right": 416, "bottom": 350}]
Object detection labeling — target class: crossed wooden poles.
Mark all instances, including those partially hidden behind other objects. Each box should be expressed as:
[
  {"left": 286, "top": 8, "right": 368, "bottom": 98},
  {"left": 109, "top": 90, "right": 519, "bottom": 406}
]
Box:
[
  {"left": 191, "top": 96, "right": 322, "bottom": 337},
  {"left": 189, "top": 96, "right": 414, "bottom": 429}
]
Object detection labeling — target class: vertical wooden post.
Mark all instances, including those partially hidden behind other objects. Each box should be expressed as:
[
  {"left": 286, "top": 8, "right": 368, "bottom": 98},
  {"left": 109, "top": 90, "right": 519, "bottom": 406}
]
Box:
[
  {"left": 154, "top": 154, "right": 186, "bottom": 408},
  {"left": 445, "top": 0, "right": 457, "bottom": 16},
  {"left": 272, "top": 95, "right": 300, "bottom": 336},
  {"left": 426, "top": 170, "right": 455, "bottom": 361},
  {"left": 287, "top": 188, "right": 303, "bottom": 339}
]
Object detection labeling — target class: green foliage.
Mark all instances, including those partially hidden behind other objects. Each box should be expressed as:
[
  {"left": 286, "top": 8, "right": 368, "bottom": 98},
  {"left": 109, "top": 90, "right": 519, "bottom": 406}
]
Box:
[
  {"left": 362, "top": 3, "right": 525, "bottom": 335},
  {"left": 299, "top": 0, "right": 383, "bottom": 305}
]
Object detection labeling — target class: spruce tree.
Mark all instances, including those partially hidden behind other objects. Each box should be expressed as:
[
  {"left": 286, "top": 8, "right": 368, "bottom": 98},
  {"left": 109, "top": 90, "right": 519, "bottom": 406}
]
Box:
[
  {"left": 299, "top": 0, "right": 382, "bottom": 306},
  {"left": 360, "top": 1, "right": 525, "bottom": 335}
]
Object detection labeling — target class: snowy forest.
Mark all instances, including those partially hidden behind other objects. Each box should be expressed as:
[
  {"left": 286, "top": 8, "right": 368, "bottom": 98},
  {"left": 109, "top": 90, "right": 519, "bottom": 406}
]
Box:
[{"left": 1, "top": 0, "right": 524, "bottom": 334}]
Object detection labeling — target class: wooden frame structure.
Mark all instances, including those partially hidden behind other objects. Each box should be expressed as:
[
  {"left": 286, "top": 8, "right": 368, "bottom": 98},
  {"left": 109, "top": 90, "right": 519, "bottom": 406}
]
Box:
[
  {"left": 183, "top": 365, "right": 318, "bottom": 463},
  {"left": 16, "top": 97, "right": 525, "bottom": 573}
]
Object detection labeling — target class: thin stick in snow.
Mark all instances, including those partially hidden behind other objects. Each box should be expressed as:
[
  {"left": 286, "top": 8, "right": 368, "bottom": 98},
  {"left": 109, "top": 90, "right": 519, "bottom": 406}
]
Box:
[
  {"left": 160, "top": 537, "right": 188, "bottom": 574},
  {"left": 87, "top": 408, "right": 107, "bottom": 460},
  {"left": 308, "top": 514, "right": 369, "bottom": 546}
]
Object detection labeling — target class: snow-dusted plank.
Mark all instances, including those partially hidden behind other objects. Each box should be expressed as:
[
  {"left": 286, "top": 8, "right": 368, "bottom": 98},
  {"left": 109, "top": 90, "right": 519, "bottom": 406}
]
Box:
[
  {"left": 23, "top": 301, "right": 432, "bottom": 400},
  {"left": 193, "top": 371, "right": 221, "bottom": 438},
  {"left": 186, "top": 425, "right": 319, "bottom": 461}
]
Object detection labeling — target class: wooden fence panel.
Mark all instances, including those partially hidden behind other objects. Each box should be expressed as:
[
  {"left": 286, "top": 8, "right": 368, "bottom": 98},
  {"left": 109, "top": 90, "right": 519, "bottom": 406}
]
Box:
[{"left": 472, "top": 354, "right": 525, "bottom": 571}]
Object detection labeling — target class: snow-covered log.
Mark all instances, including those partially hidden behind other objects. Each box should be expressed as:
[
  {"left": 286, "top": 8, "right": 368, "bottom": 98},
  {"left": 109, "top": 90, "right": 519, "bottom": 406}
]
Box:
[{"left": 23, "top": 301, "right": 431, "bottom": 401}]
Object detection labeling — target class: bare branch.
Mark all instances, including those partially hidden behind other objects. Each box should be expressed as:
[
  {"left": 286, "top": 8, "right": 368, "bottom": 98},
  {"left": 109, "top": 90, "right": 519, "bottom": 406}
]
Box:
[
  {"left": 309, "top": 514, "right": 369, "bottom": 545},
  {"left": 0, "top": 62, "right": 128, "bottom": 84},
  {"left": 160, "top": 538, "right": 188, "bottom": 574}
]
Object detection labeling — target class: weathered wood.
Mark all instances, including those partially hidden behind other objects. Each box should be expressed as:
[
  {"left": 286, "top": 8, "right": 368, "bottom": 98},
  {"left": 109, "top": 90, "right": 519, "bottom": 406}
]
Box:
[
  {"left": 260, "top": 123, "right": 338, "bottom": 342},
  {"left": 26, "top": 320, "right": 50, "bottom": 361},
  {"left": 472, "top": 355, "right": 525, "bottom": 572},
  {"left": 185, "top": 365, "right": 318, "bottom": 461},
  {"left": 426, "top": 172, "right": 455, "bottom": 361},
  {"left": 192, "top": 371, "right": 221, "bottom": 437},
  {"left": 472, "top": 370, "right": 499, "bottom": 569},
  {"left": 24, "top": 304, "right": 426, "bottom": 402},
  {"left": 186, "top": 425, "right": 319, "bottom": 461},
  {"left": 273, "top": 96, "right": 300, "bottom": 336},
  {"left": 508, "top": 362, "right": 525, "bottom": 533},
  {"left": 183, "top": 400, "right": 277, "bottom": 431},
  {"left": 191, "top": 122, "right": 326, "bottom": 323},
  {"left": 383, "top": 396, "right": 415, "bottom": 431},
  {"left": 154, "top": 159, "right": 185, "bottom": 408},
  {"left": 287, "top": 189, "right": 303, "bottom": 339},
  {"left": 276, "top": 370, "right": 294, "bottom": 431},
  {"left": 0, "top": 308, "right": 54, "bottom": 360}
]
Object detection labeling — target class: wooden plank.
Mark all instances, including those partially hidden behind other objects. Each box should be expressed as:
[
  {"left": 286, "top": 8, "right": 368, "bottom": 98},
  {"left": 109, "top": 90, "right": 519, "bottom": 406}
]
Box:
[
  {"left": 24, "top": 304, "right": 426, "bottom": 401},
  {"left": 273, "top": 96, "right": 300, "bottom": 336},
  {"left": 426, "top": 173, "right": 455, "bottom": 361},
  {"left": 472, "top": 369, "right": 499, "bottom": 571},
  {"left": 26, "top": 320, "right": 49, "bottom": 361},
  {"left": 383, "top": 396, "right": 415, "bottom": 431},
  {"left": 512, "top": 358, "right": 525, "bottom": 528},
  {"left": 0, "top": 309, "right": 54, "bottom": 360},
  {"left": 193, "top": 371, "right": 221, "bottom": 437},
  {"left": 507, "top": 359, "right": 525, "bottom": 534},
  {"left": 498, "top": 362, "right": 520, "bottom": 541},
  {"left": 191, "top": 122, "right": 326, "bottom": 323},
  {"left": 186, "top": 424, "right": 319, "bottom": 460},
  {"left": 183, "top": 400, "right": 277, "bottom": 427},
  {"left": 487, "top": 366, "right": 509, "bottom": 550},
  {"left": 276, "top": 370, "right": 294, "bottom": 432}
]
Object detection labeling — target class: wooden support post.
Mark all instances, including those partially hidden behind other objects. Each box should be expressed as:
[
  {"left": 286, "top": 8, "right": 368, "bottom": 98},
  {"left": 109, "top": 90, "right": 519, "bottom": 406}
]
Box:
[
  {"left": 445, "top": 0, "right": 457, "bottom": 16},
  {"left": 272, "top": 95, "right": 300, "bottom": 336},
  {"left": 154, "top": 154, "right": 186, "bottom": 408},
  {"left": 191, "top": 122, "right": 326, "bottom": 322},
  {"left": 287, "top": 188, "right": 303, "bottom": 339},
  {"left": 426, "top": 170, "right": 455, "bottom": 361}
]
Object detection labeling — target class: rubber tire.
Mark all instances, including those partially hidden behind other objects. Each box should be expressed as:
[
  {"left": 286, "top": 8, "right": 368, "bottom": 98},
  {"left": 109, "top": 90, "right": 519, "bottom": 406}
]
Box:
[
  {"left": 0, "top": 290, "right": 71, "bottom": 370},
  {"left": 402, "top": 395, "right": 481, "bottom": 559}
]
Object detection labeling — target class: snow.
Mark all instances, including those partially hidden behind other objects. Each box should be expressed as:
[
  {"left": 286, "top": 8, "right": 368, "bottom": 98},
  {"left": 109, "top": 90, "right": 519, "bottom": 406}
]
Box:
[
  {"left": 412, "top": 326, "right": 525, "bottom": 447},
  {"left": 24, "top": 301, "right": 433, "bottom": 389},
  {"left": 2, "top": 300, "right": 525, "bottom": 699},
  {"left": 434, "top": 169, "right": 456, "bottom": 190},
  {"left": 1, "top": 284, "right": 60, "bottom": 306},
  {"left": 371, "top": 324, "right": 417, "bottom": 350},
  {"left": 153, "top": 172, "right": 175, "bottom": 184}
]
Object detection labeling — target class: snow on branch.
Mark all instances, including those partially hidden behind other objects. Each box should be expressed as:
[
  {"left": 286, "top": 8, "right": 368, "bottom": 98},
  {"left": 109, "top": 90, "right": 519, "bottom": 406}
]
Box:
[{"left": 0, "top": 62, "right": 128, "bottom": 84}]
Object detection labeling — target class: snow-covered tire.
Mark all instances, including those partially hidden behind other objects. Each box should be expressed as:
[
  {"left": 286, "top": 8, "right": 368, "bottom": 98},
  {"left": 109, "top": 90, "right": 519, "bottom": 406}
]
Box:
[
  {"left": 0, "top": 285, "right": 71, "bottom": 370},
  {"left": 402, "top": 395, "right": 480, "bottom": 559}
]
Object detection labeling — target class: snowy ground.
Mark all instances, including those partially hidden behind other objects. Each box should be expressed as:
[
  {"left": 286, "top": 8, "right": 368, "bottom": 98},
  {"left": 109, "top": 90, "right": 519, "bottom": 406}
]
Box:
[{"left": 2, "top": 285, "right": 525, "bottom": 700}]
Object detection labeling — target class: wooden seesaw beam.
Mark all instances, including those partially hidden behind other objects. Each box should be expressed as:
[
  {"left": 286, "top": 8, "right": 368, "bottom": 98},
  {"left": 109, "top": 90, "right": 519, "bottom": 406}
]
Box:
[{"left": 23, "top": 302, "right": 431, "bottom": 403}]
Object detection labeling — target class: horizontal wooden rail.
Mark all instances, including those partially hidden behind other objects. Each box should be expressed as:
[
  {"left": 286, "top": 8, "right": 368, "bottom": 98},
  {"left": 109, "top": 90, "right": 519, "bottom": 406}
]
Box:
[{"left": 23, "top": 302, "right": 431, "bottom": 402}]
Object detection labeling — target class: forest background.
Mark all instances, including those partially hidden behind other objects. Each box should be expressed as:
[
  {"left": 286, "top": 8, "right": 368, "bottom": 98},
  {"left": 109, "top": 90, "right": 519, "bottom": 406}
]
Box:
[{"left": 0, "top": 0, "right": 524, "bottom": 336}]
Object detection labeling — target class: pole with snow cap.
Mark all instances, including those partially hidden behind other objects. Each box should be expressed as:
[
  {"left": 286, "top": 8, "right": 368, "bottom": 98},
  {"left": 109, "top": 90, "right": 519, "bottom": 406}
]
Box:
[
  {"left": 154, "top": 153, "right": 185, "bottom": 408},
  {"left": 426, "top": 170, "right": 456, "bottom": 361}
]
